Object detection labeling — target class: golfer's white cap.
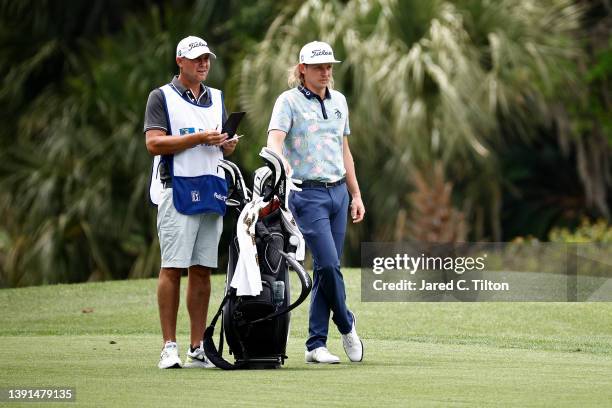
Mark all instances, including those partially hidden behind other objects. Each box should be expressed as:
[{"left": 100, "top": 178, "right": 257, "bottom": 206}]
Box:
[
  {"left": 176, "top": 36, "right": 217, "bottom": 59},
  {"left": 299, "top": 41, "right": 341, "bottom": 64}
]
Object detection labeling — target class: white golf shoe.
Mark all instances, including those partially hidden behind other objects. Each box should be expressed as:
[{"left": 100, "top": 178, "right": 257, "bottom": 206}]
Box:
[
  {"left": 305, "top": 347, "right": 340, "bottom": 364},
  {"left": 158, "top": 341, "right": 182, "bottom": 369},
  {"left": 184, "top": 341, "right": 216, "bottom": 368},
  {"left": 341, "top": 312, "right": 363, "bottom": 362}
]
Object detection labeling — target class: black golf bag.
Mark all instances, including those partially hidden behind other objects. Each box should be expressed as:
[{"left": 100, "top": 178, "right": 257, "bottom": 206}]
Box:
[{"left": 203, "top": 148, "right": 311, "bottom": 369}]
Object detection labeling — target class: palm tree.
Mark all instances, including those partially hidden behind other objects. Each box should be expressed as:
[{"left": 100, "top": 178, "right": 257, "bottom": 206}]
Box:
[
  {"left": 0, "top": 3, "right": 223, "bottom": 286},
  {"left": 0, "top": 0, "right": 301, "bottom": 287},
  {"left": 239, "top": 0, "right": 587, "bottom": 255}
]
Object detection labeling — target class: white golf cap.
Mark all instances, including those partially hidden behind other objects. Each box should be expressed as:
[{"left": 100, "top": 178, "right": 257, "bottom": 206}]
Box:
[
  {"left": 176, "top": 36, "right": 217, "bottom": 59},
  {"left": 299, "top": 41, "right": 341, "bottom": 64}
]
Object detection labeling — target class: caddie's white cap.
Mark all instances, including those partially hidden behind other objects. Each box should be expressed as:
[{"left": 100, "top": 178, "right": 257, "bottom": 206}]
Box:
[
  {"left": 176, "top": 36, "right": 217, "bottom": 59},
  {"left": 299, "top": 41, "right": 341, "bottom": 64}
]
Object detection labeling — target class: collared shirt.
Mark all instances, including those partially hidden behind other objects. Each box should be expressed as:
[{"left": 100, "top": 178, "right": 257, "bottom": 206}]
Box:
[
  {"left": 143, "top": 75, "right": 227, "bottom": 133},
  {"left": 268, "top": 85, "right": 350, "bottom": 182}
]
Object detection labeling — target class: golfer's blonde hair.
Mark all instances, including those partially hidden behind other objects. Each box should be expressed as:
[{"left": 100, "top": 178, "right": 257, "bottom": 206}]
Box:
[{"left": 287, "top": 64, "right": 334, "bottom": 89}]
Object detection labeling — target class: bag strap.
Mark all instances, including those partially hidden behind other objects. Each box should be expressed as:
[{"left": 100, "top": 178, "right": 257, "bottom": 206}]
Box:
[
  {"left": 243, "top": 250, "right": 312, "bottom": 326},
  {"left": 218, "top": 312, "right": 224, "bottom": 356},
  {"left": 202, "top": 293, "right": 245, "bottom": 370}
]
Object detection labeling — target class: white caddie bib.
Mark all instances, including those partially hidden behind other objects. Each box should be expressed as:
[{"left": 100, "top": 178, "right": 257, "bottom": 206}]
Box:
[{"left": 148, "top": 84, "right": 227, "bottom": 215}]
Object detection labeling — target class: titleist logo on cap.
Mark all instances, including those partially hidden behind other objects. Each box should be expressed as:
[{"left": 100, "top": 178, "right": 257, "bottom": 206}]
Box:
[
  {"left": 311, "top": 49, "right": 332, "bottom": 57},
  {"left": 187, "top": 41, "right": 207, "bottom": 50}
]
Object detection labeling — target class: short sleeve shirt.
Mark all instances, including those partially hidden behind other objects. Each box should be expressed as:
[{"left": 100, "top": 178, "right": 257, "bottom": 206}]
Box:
[{"left": 268, "top": 86, "right": 350, "bottom": 182}]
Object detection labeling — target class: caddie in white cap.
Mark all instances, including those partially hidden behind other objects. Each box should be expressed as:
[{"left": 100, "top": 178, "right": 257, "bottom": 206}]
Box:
[
  {"left": 143, "top": 35, "right": 238, "bottom": 370},
  {"left": 266, "top": 41, "right": 366, "bottom": 364}
]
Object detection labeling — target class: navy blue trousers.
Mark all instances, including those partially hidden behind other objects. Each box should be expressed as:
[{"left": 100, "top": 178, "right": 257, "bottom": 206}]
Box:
[{"left": 289, "top": 183, "right": 354, "bottom": 351}]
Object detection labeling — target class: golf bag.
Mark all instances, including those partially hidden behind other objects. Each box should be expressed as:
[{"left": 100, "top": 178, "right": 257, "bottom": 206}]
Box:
[{"left": 203, "top": 148, "right": 311, "bottom": 369}]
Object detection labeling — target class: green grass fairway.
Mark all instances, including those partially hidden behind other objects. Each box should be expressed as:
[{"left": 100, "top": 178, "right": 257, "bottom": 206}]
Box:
[{"left": 1, "top": 270, "right": 612, "bottom": 407}]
